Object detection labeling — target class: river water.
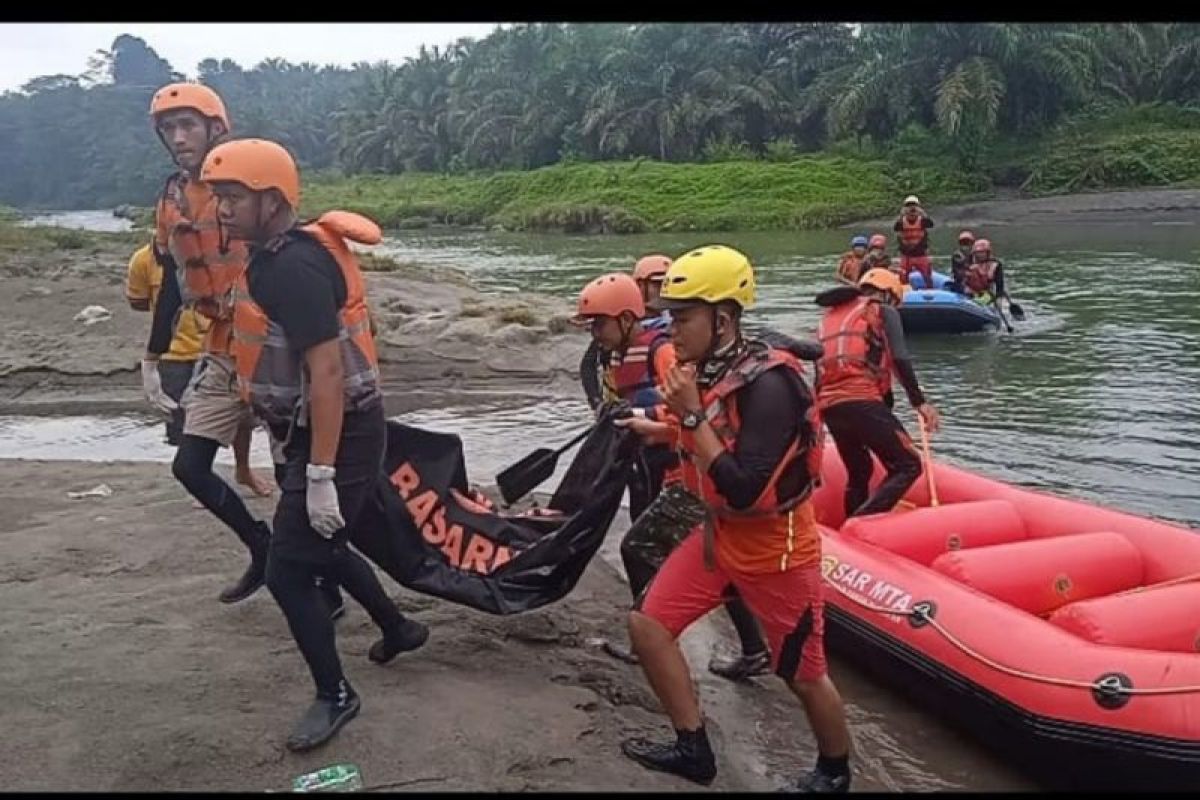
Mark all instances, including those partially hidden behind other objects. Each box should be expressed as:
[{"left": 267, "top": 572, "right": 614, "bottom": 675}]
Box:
[{"left": 12, "top": 208, "right": 1200, "bottom": 790}]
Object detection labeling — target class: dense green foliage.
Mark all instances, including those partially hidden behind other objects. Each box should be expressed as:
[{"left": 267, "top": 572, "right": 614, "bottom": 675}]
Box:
[{"left": 2, "top": 24, "right": 1198, "bottom": 221}]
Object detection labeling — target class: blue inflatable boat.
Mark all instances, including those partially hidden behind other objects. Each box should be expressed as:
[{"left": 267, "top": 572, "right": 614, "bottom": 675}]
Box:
[{"left": 899, "top": 271, "right": 1001, "bottom": 334}]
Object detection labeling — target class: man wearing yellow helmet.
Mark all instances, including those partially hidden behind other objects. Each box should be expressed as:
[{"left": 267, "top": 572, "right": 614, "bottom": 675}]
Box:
[
  {"left": 202, "top": 138, "right": 428, "bottom": 753},
  {"left": 572, "top": 272, "right": 771, "bottom": 680},
  {"left": 815, "top": 269, "right": 941, "bottom": 519},
  {"left": 615, "top": 245, "right": 853, "bottom": 792},
  {"left": 141, "top": 82, "right": 307, "bottom": 610}
]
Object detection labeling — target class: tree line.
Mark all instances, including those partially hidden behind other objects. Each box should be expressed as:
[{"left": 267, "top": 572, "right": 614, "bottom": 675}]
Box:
[{"left": 1, "top": 24, "right": 1197, "bottom": 208}]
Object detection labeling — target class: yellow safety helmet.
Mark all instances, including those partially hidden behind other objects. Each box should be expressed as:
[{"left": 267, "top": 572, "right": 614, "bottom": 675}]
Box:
[{"left": 653, "top": 244, "right": 756, "bottom": 311}]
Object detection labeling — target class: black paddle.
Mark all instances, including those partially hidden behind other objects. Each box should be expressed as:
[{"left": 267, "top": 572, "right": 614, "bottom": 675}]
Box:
[
  {"left": 495, "top": 424, "right": 595, "bottom": 505},
  {"left": 991, "top": 297, "right": 1014, "bottom": 333},
  {"left": 1005, "top": 295, "right": 1027, "bottom": 321}
]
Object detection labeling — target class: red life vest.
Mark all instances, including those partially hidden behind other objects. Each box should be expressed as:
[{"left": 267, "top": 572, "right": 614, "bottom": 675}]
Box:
[
  {"left": 965, "top": 260, "right": 998, "bottom": 294},
  {"left": 605, "top": 327, "right": 669, "bottom": 409},
  {"left": 154, "top": 171, "right": 248, "bottom": 355},
  {"left": 677, "top": 342, "right": 823, "bottom": 521},
  {"left": 815, "top": 295, "right": 893, "bottom": 410},
  {"left": 897, "top": 214, "right": 929, "bottom": 254},
  {"left": 230, "top": 211, "right": 382, "bottom": 426}
]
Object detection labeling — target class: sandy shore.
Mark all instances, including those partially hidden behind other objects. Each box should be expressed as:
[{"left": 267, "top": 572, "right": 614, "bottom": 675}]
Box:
[
  {"left": 0, "top": 235, "right": 587, "bottom": 416},
  {"left": 850, "top": 187, "right": 1200, "bottom": 229}
]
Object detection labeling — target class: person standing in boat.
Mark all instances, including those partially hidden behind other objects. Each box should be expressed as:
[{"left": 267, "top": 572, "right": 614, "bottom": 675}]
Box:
[
  {"left": 893, "top": 195, "right": 935, "bottom": 288},
  {"left": 815, "top": 268, "right": 941, "bottom": 519}
]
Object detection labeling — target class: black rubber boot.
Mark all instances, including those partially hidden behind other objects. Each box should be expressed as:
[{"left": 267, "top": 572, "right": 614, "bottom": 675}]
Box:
[
  {"left": 621, "top": 727, "right": 717, "bottom": 786},
  {"left": 218, "top": 522, "right": 270, "bottom": 604},
  {"left": 368, "top": 618, "right": 430, "bottom": 664},
  {"left": 707, "top": 649, "right": 771, "bottom": 682},
  {"left": 285, "top": 680, "right": 361, "bottom": 753},
  {"left": 782, "top": 761, "right": 852, "bottom": 794}
]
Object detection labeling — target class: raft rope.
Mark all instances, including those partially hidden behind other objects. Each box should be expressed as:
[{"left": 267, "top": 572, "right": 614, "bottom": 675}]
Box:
[{"left": 821, "top": 575, "right": 1200, "bottom": 696}]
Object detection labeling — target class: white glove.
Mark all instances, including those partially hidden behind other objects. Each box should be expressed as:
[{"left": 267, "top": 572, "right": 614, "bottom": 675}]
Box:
[
  {"left": 140, "top": 359, "right": 178, "bottom": 417},
  {"left": 306, "top": 464, "right": 345, "bottom": 538}
]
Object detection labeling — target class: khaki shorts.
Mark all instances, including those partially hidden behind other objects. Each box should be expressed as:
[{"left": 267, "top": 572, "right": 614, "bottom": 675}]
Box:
[{"left": 181, "top": 353, "right": 257, "bottom": 446}]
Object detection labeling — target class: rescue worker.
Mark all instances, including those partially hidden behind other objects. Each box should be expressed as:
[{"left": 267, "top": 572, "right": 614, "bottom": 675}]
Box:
[
  {"left": 574, "top": 272, "right": 771, "bottom": 680},
  {"left": 859, "top": 233, "right": 893, "bottom": 279},
  {"left": 633, "top": 253, "right": 672, "bottom": 323},
  {"left": 836, "top": 235, "right": 869, "bottom": 285},
  {"left": 615, "top": 245, "right": 854, "bottom": 792},
  {"left": 962, "top": 238, "right": 1008, "bottom": 306},
  {"left": 581, "top": 254, "right": 672, "bottom": 412},
  {"left": 815, "top": 269, "right": 941, "bottom": 519},
  {"left": 125, "top": 242, "right": 210, "bottom": 446},
  {"left": 201, "top": 138, "right": 429, "bottom": 752},
  {"left": 140, "top": 82, "right": 306, "bottom": 608},
  {"left": 947, "top": 230, "right": 975, "bottom": 294},
  {"left": 893, "top": 195, "right": 935, "bottom": 288}
]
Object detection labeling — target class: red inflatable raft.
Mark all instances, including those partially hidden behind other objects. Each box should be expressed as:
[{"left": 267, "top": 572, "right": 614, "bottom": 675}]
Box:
[{"left": 812, "top": 448, "right": 1200, "bottom": 789}]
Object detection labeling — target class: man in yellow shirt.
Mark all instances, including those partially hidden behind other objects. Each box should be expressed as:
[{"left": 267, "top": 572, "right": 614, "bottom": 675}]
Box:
[{"left": 125, "top": 244, "right": 271, "bottom": 499}]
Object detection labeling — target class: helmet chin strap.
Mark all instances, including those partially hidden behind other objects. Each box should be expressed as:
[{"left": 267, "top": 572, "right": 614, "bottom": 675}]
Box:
[
  {"left": 697, "top": 306, "right": 744, "bottom": 388},
  {"left": 616, "top": 315, "right": 636, "bottom": 355}
]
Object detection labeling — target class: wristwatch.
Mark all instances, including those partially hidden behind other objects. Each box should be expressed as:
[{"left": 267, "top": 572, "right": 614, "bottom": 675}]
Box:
[
  {"left": 680, "top": 409, "right": 705, "bottom": 431},
  {"left": 306, "top": 464, "right": 337, "bottom": 481}
]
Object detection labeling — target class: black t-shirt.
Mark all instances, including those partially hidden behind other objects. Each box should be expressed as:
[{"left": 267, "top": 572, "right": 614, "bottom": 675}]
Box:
[{"left": 247, "top": 230, "right": 347, "bottom": 352}]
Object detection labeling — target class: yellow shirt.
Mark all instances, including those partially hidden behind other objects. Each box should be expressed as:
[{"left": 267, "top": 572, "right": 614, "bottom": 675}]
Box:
[{"left": 125, "top": 244, "right": 209, "bottom": 362}]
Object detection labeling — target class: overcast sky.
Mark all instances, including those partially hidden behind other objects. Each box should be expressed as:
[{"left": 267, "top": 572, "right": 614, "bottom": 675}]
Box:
[{"left": 0, "top": 23, "right": 504, "bottom": 93}]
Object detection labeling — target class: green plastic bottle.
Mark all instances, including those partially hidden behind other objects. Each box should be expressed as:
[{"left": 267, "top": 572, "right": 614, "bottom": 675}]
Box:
[{"left": 292, "top": 763, "right": 364, "bottom": 793}]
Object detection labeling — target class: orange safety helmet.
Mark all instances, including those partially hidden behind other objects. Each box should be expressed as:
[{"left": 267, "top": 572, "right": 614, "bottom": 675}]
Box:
[
  {"left": 859, "top": 267, "right": 905, "bottom": 302},
  {"left": 200, "top": 138, "right": 301, "bottom": 209},
  {"left": 868, "top": 233, "right": 888, "bottom": 249},
  {"left": 573, "top": 273, "right": 645, "bottom": 322},
  {"left": 150, "top": 82, "right": 230, "bottom": 130},
  {"left": 972, "top": 238, "right": 992, "bottom": 254},
  {"left": 632, "top": 254, "right": 671, "bottom": 283}
]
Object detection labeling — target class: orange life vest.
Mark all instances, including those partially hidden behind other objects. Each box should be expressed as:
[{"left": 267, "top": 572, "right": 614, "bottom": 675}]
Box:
[
  {"left": 965, "top": 260, "right": 998, "bottom": 294},
  {"left": 605, "top": 327, "right": 669, "bottom": 409},
  {"left": 836, "top": 251, "right": 864, "bottom": 284},
  {"left": 815, "top": 296, "right": 893, "bottom": 410},
  {"left": 676, "top": 341, "right": 823, "bottom": 572},
  {"left": 154, "top": 171, "right": 248, "bottom": 355},
  {"left": 897, "top": 214, "right": 928, "bottom": 254},
  {"left": 678, "top": 342, "right": 822, "bottom": 517},
  {"left": 230, "top": 211, "right": 382, "bottom": 427}
]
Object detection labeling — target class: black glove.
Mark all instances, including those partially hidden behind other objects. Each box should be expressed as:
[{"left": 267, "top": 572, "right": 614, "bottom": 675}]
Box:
[{"left": 597, "top": 399, "right": 634, "bottom": 423}]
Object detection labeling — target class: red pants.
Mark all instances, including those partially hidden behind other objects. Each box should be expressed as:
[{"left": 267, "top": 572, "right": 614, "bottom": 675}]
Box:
[
  {"left": 637, "top": 530, "right": 828, "bottom": 682},
  {"left": 900, "top": 255, "right": 933, "bottom": 288}
]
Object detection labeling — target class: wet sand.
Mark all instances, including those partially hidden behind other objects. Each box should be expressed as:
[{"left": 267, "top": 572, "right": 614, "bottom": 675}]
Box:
[{"left": 0, "top": 459, "right": 1029, "bottom": 791}]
